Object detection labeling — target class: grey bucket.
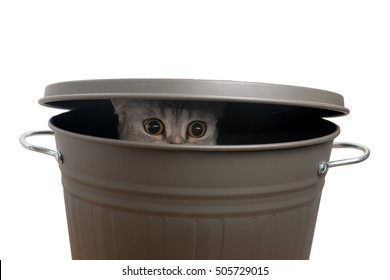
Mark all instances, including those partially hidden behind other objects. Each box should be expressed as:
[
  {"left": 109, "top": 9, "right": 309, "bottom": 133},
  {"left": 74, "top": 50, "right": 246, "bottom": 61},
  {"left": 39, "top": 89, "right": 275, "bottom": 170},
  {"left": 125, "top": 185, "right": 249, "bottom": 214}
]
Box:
[{"left": 20, "top": 79, "right": 370, "bottom": 260}]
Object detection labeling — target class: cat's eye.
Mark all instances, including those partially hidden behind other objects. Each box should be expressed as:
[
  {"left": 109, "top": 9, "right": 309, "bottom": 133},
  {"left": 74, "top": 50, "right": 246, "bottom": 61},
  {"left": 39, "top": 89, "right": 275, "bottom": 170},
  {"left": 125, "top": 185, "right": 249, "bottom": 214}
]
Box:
[
  {"left": 187, "top": 121, "right": 207, "bottom": 138},
  {"left": 144, "top": 119, "right": 164, "bottom": 135}
]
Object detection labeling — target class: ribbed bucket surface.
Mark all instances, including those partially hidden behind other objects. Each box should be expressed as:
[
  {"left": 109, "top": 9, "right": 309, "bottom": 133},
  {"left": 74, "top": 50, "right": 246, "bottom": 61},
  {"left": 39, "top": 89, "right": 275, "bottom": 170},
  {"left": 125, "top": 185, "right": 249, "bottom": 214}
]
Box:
[{"left": 50, "top": 107, "right": 338, "bottom": 260}]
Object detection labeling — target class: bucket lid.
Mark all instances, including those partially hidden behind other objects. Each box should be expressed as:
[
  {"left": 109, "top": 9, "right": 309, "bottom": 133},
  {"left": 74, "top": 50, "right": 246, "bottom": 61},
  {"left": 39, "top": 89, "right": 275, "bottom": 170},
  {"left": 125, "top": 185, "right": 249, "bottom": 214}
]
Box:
[{"left": 40, "top": 79, "right": 349, "bottom": 117}]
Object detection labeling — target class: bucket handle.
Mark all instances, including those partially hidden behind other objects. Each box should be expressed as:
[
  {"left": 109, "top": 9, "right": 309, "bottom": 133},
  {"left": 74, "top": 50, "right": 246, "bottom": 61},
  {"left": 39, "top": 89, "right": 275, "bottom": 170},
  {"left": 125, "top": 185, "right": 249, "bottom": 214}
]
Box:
[
  {"left": 318, "top": 142, "right": 370, "bottom": 175},
  {"left": 20, "top": 130, "right": 63, "bottom": 164}
]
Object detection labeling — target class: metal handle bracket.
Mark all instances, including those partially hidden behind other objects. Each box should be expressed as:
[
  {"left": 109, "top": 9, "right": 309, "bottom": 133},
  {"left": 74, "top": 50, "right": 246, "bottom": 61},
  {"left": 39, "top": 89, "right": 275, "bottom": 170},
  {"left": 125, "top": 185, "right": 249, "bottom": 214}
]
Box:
[
  {"left": 20, "top": 130, "right": 63, "bottom": 164},
  {"left": 318, "top": 142, "right": 370, "bottom": 175}
]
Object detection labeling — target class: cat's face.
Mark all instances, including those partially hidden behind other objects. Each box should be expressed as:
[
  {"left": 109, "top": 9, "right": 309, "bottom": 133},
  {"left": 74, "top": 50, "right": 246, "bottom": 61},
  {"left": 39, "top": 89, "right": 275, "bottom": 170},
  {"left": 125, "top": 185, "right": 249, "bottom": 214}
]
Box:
[{"left": 111, "top": 99, "right": 222, "bottom": 145}]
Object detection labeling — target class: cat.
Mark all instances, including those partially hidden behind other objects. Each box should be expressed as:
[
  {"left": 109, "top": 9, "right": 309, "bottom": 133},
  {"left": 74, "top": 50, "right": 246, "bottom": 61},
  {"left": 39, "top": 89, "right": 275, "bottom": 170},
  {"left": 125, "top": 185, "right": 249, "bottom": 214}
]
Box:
[{"left": 111, "top": 99, "right": 224, "bottom": 145}]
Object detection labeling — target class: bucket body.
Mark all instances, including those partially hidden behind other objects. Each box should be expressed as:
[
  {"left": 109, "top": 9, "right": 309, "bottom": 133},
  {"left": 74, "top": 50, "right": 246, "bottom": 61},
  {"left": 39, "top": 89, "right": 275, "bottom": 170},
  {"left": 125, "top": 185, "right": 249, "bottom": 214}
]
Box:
[
  {"left": 20, "top": 79, "right": 370, "bottom": 260},
  {"left": 51, "top": 112, "right": 337, "bottom": 260}
]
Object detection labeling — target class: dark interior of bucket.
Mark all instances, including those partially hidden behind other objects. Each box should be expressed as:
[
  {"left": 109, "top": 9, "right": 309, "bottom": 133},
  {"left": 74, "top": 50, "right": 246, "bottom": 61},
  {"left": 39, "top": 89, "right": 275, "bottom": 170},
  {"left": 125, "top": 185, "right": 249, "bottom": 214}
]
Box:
[{"left": 50, "top": 100, "right": 338, "bottom": 145}]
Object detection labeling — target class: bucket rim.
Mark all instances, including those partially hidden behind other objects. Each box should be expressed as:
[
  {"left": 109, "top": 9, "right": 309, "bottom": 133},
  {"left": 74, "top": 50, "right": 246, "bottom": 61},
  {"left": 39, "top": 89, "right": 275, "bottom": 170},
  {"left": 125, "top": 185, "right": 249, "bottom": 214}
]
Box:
[{"left": 48, "top": 118, "right": 340, "bottom": 152}]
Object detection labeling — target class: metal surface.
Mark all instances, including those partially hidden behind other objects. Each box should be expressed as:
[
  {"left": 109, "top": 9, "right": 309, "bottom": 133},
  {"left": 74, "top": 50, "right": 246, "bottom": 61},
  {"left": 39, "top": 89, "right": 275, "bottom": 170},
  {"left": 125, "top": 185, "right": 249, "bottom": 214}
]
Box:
[
  {"left": 19, "top": 130, "right": 63, "bottom": 164},
  {"left": 52, "top": 117, "right": 334, "bottom": 260},
  {"left": 20, "top": 79, "right": 370, "bottom": 260},
  {"left": 40, "top": 79, "right": 349, "bottom": 116},
  {"left": 318, "top": 142, "right": 370, "bottom": 175}
]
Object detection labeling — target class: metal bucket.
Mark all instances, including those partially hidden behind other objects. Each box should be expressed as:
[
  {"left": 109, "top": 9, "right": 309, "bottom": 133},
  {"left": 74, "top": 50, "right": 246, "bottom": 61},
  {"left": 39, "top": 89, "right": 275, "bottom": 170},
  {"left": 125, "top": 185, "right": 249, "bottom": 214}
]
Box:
[{"left": 20, "top": 79, "right": 369, "bottom": 259}]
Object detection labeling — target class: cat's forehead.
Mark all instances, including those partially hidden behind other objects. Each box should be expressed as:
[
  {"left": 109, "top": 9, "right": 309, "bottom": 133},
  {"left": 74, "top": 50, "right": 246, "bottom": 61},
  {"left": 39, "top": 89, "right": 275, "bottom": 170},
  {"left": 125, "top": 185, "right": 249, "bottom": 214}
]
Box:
[
  {"left": 120, "top": 100, "right": 220, "bottom": 125},
  {"left": 137, "top": 100, "right": 211, "bottom": 115}
]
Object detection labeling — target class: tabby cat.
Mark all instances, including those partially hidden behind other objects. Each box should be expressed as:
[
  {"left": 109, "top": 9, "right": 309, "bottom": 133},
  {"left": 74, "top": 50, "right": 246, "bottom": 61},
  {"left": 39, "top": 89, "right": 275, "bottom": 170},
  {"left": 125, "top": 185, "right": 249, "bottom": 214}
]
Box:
[{"left": 111, "top": 99, "right": 223, "bottom": 145}]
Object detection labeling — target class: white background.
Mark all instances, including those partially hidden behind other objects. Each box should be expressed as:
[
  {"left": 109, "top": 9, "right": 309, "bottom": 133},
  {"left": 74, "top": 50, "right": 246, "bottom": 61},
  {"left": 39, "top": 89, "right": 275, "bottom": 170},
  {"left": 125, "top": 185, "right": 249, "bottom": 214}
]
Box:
[{"left": 1, "top": 0, "right": 389, "bottom": 279}]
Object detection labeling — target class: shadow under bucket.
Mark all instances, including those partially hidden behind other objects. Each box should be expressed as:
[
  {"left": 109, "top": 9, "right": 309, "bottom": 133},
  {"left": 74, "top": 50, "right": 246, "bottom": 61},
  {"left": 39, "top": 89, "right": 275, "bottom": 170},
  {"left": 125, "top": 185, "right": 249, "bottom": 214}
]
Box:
[{"left": 20, "top": 79, "right": 370, "bottom": 259}]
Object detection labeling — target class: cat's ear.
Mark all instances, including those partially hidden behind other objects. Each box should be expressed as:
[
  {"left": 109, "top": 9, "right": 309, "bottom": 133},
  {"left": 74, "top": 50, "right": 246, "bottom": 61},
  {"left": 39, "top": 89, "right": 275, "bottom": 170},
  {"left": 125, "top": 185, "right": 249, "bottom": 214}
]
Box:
[{"left": 111, "top": 99, "right": 129, "bottom": 124}]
